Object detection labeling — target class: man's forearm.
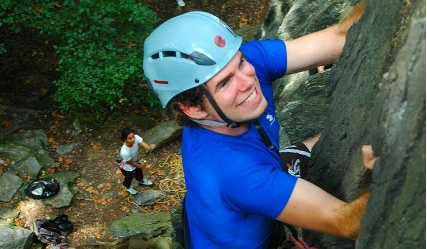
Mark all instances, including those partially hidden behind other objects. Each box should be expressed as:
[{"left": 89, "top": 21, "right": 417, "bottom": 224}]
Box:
[
  {"left": 338, "top": 0, "right": 365, "bottom": 34},
  {"left": 140, "top": 141, "right": 155, "bottom": 151},
  {"left": 335, "top": 190, "right": 370, "bottom": 239},
  {"left": 128, "top": 160, "right": 148, "bottom": 170}
]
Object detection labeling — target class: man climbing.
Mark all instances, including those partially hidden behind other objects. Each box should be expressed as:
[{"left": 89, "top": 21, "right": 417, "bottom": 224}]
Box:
[
  {"left": 119, "top": 127, "right": 155, "bottom": 195},
  {"left": 143, "top": 1, "right": 368, "bottom": 248}
]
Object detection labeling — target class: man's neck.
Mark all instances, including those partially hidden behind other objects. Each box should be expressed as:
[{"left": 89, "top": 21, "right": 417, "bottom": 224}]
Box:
[{"left": 201, "top": 121, "right": 250, "bottom": 136}]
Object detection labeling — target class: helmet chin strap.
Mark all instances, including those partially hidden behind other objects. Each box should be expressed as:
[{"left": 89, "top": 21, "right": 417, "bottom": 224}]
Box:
[
  {"left": 189, "top": 118, "right": 229, "bottom": 127},
  {"left": 197, "top": 84, "right": 240, "bottom": 128}
]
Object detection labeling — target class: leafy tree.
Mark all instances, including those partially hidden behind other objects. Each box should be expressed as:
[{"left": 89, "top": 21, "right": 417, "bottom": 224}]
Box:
[{"left": 1, "top": 0, "right": 159, "bottom": 122}]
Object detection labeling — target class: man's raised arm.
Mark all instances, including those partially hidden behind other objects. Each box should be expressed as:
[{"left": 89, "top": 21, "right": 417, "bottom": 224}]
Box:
[
  {"left": 276, "top": 143, "right": 376, "bottom": 239},
  {"left": 285, "top": 0, "right": 365, "bottom": 74}
]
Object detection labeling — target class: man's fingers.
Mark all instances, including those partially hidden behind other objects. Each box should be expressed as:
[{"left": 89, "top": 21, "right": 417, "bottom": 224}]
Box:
[
  {"left": 298, "top": 238, "right": 311, "bottom": 248},
  {"left": 289, "top": 236, "right": 306, "bottom": 249},
  {"left": 362, "top": 145, "right": 377, "bottom": 170}
]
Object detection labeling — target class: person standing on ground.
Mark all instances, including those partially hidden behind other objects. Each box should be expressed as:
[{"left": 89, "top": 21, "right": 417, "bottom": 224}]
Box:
[
  {"left": 119, "top": 127, "right": 155, "bottom": 195},
  {"left": 176, "top": 0, "right": 185, "bottom": 7},
  {"left": 176, "top": 0, "right": 200, "bottom": 8}
]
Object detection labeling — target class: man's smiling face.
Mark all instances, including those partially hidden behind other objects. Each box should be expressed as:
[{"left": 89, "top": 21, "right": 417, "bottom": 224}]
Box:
[{"left": 203, "top": 51, "right": 267, "bottom": 123}]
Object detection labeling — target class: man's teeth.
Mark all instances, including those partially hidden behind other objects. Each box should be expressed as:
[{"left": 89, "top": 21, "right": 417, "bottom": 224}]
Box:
[{"left": 242, "top": 90, "right": 256, "bottom": 104}]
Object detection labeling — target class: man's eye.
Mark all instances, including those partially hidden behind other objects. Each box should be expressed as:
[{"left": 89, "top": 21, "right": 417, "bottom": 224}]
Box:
[
  {"left": 219, "top": 80, "right": 229, "bottom": 88},
  {"left": 239, "top": 56, "right": 246, "bottom": 68}
]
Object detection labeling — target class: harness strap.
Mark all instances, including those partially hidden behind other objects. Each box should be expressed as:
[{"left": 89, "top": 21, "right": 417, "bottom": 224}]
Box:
[{"left": 254, "top": 119, "right": 278, "bottom": 153}]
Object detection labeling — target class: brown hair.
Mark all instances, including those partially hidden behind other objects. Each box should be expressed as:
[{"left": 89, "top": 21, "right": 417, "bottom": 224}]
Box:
[{"left": 169, "top": 86, "right": 206, "bottom": 126}]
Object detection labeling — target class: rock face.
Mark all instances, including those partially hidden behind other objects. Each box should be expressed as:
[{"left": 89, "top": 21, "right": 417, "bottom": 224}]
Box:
[
  {"left": 277, "top": 70, "right": 331, "bottom": 145},
  {"left": 261, "top": 0, "right": 425, "bottom": 248},
  {"left": 356, "top": 16, "right": 425, "bottom": 249},
  {"left": 263, "top": 0, "right": 358, "bottom": 146}
]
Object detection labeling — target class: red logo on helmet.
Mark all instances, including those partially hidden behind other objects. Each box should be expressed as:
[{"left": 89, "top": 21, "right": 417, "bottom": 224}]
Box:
[{"left": 214, "top": 35, "right": 226, "bottom": 47}]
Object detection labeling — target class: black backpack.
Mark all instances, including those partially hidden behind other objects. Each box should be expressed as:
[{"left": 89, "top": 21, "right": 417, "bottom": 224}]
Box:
[
  {"left": 31, "top": 214, "right": 73, "bottom": 245},
  {"left": 25, "top": 178, "right": 60, "bottom": 199}
]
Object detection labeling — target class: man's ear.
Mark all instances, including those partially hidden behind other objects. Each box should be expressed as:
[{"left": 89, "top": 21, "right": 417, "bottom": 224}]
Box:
[{"left": 178, "top": 102, "right": 209, "bottom": 120}]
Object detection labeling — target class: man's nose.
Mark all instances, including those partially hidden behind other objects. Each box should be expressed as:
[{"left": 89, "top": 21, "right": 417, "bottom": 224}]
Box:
[{"left": 235, "top": 71, "right": 254, "bottom": 92}]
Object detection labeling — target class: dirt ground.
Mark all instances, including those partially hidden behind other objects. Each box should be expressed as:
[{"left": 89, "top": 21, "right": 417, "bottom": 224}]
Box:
[
  {"left": 37, "top": 108, "right": 185, "bottom": 247},
  {"left": 6, "top": 0, "right": 271, "bottom": 247}
]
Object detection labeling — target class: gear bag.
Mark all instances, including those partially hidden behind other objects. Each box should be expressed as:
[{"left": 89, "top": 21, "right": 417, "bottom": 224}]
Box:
[
  {"left": 25, "top": 178, "right": 60, "bottom": 200},
  {"left": 31, "top": 214, "right": 73, "bottom": 245}
]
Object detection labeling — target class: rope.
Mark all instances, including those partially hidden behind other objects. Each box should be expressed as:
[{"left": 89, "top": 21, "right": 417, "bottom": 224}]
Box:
[{"left": 157, "top": 153, "right": 186, "bottom": 208}]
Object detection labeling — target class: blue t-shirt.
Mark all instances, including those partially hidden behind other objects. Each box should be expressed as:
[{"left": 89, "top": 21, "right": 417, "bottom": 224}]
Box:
[{"left": 181, "top": 40, "right": 298, "bottom": 249}]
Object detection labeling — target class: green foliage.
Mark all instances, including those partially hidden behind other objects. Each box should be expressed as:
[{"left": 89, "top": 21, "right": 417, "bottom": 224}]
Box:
[
  {"left": 0, "top": 43, "right": 6, "bottom": 54},
  {"left": 8, "top": 219, "right": 16, "bottom": 228},
  {"left": 1, "top": 0, "right": 159, "bottom": 121}
]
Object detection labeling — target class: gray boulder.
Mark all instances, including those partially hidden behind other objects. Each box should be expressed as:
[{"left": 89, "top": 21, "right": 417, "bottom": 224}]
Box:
[
  {"left": 41, "top": 173, "right": 79, "bottom": 208},
  {"left": 141, "top": 120, "right": 182, "bottom": 150},
  {"left": 8, "top": 130, "right": 48, "bottom": 150},
  {"left": 0, "top": 105, "right": 43, "bottom": 135},
  {"left": 0, "top": 226, "right": 33, "bottom": 249},
  {"left": 134, "top": 190, "right": 166, "bottom": 206},
  {"left": 0, "top": 208, "right": 20, "bottom": 227},
  {"left": 129, "top": 236, "right": 172, "bottom": 249},
  {"left": 0, "top": 172, "right": 23, "bottom": 202},
  {"left": 43, "top": 171, "right": 80, "bottom": 208},
  {"left": 127, "top": 114, "right": 155, "bottom": 131},
  {"left": 111, "top": 212, "right": 172, "bottom": 239},
  {"left": 56, "top": 143, "right": 80, "bottom": 155},
  {"left": 35, "top": 149, "right": 55, "bottom": 168},
  {"left": 50, "top": 171, "right": 79, "bottom": 185},
  {"left": 0, "top": 144, "right": 30, "bottom": 163},
  {"left": 0, "top": 142, "right": 55, "bottom": 170},
  {"left": 8, "top": 157, "right": 41, "bottom": 178},
  {"left": 43, "top": 177, "right": 78, "bottom": 208}
]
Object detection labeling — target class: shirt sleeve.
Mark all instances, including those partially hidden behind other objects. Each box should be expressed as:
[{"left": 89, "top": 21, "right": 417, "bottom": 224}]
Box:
[
  {"left": 135, "top": 134, "right": 143, "bottom": 144},
  {"left": 221, "top": 161, "right": 297, "bottom": 219},
  {"left": 240, "top": 40, "right": 288, "bottom": 82}
]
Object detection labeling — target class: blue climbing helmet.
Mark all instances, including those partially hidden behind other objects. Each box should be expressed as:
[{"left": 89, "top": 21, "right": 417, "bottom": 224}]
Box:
[{"left": 143, "top": 11, "right": 242, "bottom": 108}]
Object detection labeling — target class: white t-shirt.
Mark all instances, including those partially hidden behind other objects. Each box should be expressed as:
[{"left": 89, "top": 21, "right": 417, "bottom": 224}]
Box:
[{"left": 120, "top": 134, "right": 143, "bottom": 171}]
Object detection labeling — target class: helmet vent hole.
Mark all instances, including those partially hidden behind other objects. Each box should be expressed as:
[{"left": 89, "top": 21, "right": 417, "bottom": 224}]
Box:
[
  {"left": 151, "top": 53, "right": 160, "bottom": 59},
  {"left": 163, "top": 51, "right": 177, "bottom": 57},
  {"left": 180, "top": 53, "right": 191, "bottom": 59}
]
